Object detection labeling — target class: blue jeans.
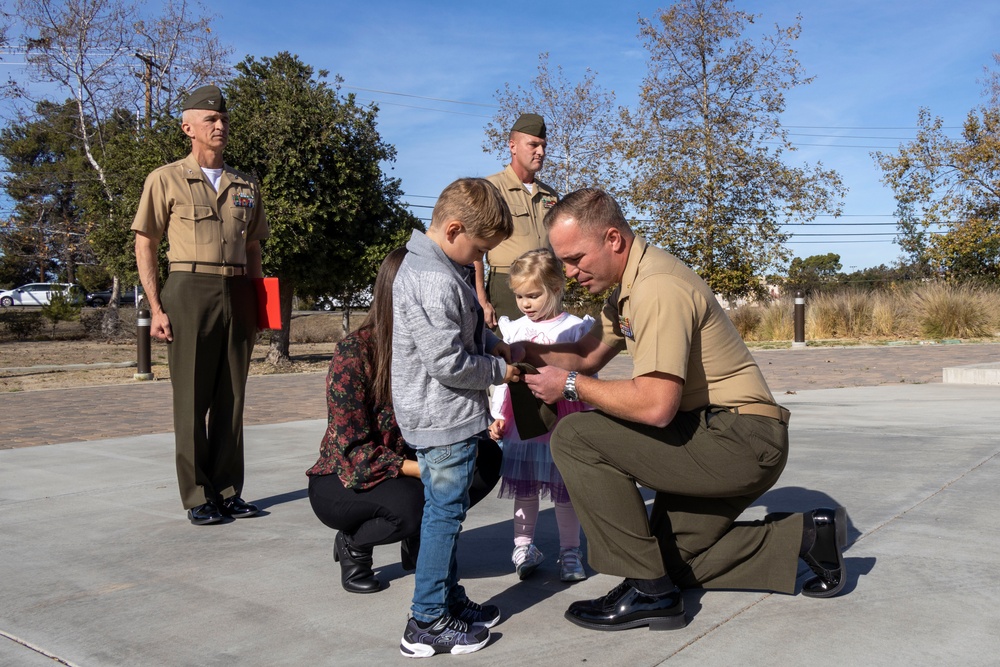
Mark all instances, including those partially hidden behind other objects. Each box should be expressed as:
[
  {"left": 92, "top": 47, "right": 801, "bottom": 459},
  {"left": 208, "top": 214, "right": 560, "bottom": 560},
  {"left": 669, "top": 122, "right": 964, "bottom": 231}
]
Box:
[{"left": 410, "top": 434, "right": 480, "bottom": 622}]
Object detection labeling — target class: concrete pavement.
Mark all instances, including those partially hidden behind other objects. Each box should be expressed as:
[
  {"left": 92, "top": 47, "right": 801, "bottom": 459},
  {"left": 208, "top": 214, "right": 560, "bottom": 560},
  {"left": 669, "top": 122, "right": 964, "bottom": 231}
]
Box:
[{"left": 2, "top": 351, "right": 1000, "bottom": 665}]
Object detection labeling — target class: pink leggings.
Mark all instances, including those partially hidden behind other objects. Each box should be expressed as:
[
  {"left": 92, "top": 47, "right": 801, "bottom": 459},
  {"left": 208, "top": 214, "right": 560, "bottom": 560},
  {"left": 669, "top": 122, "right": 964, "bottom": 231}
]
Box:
[{"left": 513, "top": 494, "right": 581, "bottom": 549}]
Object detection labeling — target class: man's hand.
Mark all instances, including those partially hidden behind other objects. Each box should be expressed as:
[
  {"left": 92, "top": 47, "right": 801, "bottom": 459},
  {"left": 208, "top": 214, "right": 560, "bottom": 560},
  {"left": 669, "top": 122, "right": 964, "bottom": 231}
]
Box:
[
  {"left": 482, "top": 300, "right": 497, "bottom": 329},
  {"left": 150, "top": 310, "right": 173, "bottom": 342},
  {"left": 488, "top": 419, "right": 505, "bottom": 441},
  {"left": 491, "top": 340, "right": 512, "bottom": 363},
  {"left": 524, "top": 365, "right": 570, "bottom": 403}
]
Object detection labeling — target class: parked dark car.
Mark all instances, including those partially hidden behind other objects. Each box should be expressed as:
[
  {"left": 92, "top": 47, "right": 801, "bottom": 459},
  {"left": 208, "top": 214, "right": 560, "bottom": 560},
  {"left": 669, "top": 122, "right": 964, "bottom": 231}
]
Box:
[{"left": 86, "top": 286, "right": 145, "bottom": 307}]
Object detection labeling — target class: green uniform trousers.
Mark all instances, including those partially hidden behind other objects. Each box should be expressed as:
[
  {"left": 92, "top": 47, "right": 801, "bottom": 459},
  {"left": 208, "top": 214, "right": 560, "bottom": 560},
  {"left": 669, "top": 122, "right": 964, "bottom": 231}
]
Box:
[
  {"left": 550, "top": 408, "right": 802, "bottom": 594},
  {"left": 486, "top": 270, "right": 519, "bottom": 322},
  {"left": 162, "top": 272, "right": 258, "bottom": 509}
]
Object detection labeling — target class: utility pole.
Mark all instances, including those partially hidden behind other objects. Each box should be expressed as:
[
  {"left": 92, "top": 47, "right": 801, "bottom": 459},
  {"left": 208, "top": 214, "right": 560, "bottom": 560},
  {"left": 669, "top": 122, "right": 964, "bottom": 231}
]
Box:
[{"left": 134, "top": 52, "right": 165, "bottom": 127}]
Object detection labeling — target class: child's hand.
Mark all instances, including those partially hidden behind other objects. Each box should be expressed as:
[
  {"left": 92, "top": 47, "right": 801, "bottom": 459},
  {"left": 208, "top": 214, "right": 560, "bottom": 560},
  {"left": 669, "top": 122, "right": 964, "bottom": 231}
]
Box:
[
  {"left": 489, "top": 419, "right": 505, "bottom": 441},
  {"left": 503, "top": 362, "right": 521, "bottom": 384},
  {"left": 491, "top": 340, "right": 512, "bottom": 363}
]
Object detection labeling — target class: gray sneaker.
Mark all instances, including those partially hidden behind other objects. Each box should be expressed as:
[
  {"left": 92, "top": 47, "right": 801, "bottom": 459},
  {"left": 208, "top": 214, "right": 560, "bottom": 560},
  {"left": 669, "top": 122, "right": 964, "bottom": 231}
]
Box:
[
  {"left": 512, "top": 544, "right": 544, "bottom": 580},
  {"left": 400, "top": 614, "right": 489, "bottom": 658},
  {"left": 558, "top": 547, "right": 588, "bottom": 582}
]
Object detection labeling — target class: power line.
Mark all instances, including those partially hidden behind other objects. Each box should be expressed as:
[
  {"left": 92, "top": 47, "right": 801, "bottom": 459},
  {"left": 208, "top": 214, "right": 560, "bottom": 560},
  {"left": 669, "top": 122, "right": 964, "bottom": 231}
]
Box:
[{"left": 343, "top": 86, "right": 497, "bottom": 109}]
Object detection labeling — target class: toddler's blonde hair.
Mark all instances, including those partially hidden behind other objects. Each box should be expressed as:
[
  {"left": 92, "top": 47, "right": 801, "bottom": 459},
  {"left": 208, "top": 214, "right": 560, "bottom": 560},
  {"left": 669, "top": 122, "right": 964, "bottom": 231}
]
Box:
[{"left": 508, "top": 248, "right": 565, "bottom": 320}]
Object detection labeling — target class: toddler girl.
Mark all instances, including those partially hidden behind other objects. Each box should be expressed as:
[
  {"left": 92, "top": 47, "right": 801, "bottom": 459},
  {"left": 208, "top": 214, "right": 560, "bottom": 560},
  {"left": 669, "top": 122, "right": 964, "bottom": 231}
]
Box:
[{"left": 489, "top": 248, "right": 593, "bottom": 582}]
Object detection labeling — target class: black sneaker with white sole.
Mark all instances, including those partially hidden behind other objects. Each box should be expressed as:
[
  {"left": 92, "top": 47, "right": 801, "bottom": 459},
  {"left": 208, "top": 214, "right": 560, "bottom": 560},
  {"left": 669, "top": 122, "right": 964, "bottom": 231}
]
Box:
[{"left": 399, "top": 614, "right": 489, "bottom": 658}]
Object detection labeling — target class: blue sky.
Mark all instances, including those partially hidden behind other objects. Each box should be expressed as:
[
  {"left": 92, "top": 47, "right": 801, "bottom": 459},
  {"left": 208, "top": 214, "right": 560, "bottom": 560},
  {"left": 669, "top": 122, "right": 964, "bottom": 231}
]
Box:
[{"left": 8, "top": 0, "right": 1000, "bottom": 271}]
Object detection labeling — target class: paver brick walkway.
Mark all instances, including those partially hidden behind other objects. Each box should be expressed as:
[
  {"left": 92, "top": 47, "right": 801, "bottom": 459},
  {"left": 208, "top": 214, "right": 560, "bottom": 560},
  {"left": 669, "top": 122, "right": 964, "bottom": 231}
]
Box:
[{"left": 1, "top": 343, "right": 996, "bottom": 449}]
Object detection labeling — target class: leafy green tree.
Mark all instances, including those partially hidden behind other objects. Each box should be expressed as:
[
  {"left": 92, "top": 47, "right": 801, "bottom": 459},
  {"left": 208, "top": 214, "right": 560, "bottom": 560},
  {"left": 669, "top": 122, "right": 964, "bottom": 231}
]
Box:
[
  {"left": 224, "top": 52, "right": 420, "bottom": 361},
  {"left": 83, "top": 110, "right": 189, "bottom": 294},
  {"left": 0, "top": 227, "right": 38, "bottom": 287},
  {"left": 874, "top": 98, "right": 1000, "bottom": 282},
  {"left": 787, "top": 253, "right": 841, "bottom": 294},
  {"left": 892, "top": 201, "right": 934, "bottom": 279},
  {"left": 619, "top": 0, "right": 845, "bottom": 300},
  {"left": 0, "top": 100, "right": 95, "bottom": 282}
]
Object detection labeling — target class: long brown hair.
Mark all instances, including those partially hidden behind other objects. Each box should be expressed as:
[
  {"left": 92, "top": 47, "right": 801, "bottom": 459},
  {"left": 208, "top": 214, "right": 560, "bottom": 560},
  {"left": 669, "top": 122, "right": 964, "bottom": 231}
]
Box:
[{"left": 361, "top": 246, "right": 408, "bottom": 407}]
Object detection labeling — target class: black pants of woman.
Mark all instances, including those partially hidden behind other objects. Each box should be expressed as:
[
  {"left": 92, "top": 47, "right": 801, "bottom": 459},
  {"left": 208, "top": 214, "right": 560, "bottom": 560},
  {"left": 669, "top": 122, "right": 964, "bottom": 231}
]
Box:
[{"left": 308, "top": 439, "right": 502, "bottom": 550}]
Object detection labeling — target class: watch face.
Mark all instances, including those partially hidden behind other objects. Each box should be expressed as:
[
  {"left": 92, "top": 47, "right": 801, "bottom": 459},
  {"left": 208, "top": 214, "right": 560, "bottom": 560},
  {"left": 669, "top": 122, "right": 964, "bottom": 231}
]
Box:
[{"left": 563, "top": 372, "right": 578, "bottom": 401}]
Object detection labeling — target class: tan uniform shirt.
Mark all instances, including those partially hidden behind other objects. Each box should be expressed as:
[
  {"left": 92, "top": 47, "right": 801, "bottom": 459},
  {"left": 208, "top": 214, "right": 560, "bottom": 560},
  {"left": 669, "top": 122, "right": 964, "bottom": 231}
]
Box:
[
  {"left": 592, "top": 237, "right": 775, "bottom": 412},
  {"left": 485, "top": 164, "right": 559, "bottom": 270},
  {"left": 131, "top": 153, "right": 269, "bottom": 266}
]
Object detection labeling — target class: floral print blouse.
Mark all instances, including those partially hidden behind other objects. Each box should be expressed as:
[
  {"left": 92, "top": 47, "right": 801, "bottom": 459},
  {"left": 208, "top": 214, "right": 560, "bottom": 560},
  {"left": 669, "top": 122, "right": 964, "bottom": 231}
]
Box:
[{"left": 305, "top": 327, "right": 407, "bottom": 489}]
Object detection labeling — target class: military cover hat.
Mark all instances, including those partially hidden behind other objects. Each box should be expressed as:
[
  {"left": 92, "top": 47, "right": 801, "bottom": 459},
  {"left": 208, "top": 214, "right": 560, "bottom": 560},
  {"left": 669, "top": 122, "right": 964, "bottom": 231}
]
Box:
[
  {"left": 183, "top": 85, "right": 227, "bottom": 112},
  {"left": 511, "top": 113, "right": 546, "bottom": 138}
]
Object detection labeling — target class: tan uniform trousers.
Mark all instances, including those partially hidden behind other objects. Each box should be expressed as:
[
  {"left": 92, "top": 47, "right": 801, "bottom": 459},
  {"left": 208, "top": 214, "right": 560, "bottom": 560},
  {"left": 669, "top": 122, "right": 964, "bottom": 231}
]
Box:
[
  {"left": 162, "top": 271, "right": 258, "bottom": 509},
  {"left": 550, "top": 408, "right": 803, "bottom": 593}
]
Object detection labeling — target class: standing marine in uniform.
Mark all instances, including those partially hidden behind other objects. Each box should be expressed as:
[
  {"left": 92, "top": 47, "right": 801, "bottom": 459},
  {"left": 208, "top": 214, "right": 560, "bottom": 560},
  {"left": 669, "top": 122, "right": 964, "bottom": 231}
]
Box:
[
  {"left": 517, "top": 188, "right": 849, "bottom": 631},
  {"left": 474, "top": 113, "right": 559, "bottom": 327},
  {"left": 133, "top": 85, "right": 269, "bottom": 526}
]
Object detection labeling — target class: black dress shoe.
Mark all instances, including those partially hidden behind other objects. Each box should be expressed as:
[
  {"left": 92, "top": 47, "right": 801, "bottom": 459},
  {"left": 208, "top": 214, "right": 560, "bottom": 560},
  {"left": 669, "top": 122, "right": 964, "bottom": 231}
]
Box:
[
  {"left": 801, "top": 507, "right": 848, "bottom": 598},
  {"left": 187, "top": 501, "right": 224, "bottom": 525},
  {"left": 400, "top": 534, "right": 420, "bottom": 572},
  {"left": 219, "top": 496, "right": 260, "bottom": 518},
  {"left": 334, "top": 531, "right": 381, "bottom": 594},
  {"left": 565, "top": 580, "right": 687, "bottom": 631}
]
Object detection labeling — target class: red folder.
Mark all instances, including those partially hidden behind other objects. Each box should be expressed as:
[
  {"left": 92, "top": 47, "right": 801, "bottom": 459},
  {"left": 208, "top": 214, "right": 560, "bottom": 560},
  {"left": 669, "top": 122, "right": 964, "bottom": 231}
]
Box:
[{"left": 254, "top": 277, "right": 282, "bottom": 330}]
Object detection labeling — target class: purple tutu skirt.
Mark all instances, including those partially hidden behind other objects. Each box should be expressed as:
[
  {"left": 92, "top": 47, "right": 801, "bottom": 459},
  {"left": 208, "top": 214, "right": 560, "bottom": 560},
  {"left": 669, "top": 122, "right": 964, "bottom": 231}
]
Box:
[{"left": 496, "top": 394, "right": 590, "bottom": 503}]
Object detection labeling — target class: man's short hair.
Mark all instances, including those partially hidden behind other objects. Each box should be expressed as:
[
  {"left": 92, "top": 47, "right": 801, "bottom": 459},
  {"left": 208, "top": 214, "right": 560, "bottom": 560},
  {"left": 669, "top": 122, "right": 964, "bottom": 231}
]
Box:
[
  {"left": 543, "top": 188, "right": 632, "bottom": 236},
  {"left": 431, "top": 178, "right": 513, "bottom": 240}
]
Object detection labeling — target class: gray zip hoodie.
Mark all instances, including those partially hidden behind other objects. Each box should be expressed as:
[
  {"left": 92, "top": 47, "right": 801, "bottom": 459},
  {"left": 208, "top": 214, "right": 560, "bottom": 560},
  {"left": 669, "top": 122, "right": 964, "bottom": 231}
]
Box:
[{"left": 391, "top": 229, "right": 508, "bottom": 448}]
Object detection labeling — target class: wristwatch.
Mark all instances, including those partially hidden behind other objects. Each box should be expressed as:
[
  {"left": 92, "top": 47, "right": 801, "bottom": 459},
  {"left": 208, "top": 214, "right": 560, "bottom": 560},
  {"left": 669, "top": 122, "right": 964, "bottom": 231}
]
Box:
[{"left": 563, "top": 371, "right": 580, "bottom": 402}]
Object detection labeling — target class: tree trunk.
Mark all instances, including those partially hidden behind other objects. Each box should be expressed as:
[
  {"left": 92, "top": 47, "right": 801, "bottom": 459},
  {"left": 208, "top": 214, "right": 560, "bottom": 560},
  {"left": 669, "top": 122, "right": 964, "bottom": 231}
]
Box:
[
  {"left": 264, "top": 276, "right": 294, "bottom": 365},
  {"left": 341, "top": 307, "right": 350, "bottom": 337}
]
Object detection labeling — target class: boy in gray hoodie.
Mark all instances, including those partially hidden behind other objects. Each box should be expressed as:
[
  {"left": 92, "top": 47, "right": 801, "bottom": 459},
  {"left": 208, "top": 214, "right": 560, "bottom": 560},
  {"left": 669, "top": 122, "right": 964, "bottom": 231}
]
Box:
[{"left": 394, "top": 178, "right": 520, "bottom": 658}]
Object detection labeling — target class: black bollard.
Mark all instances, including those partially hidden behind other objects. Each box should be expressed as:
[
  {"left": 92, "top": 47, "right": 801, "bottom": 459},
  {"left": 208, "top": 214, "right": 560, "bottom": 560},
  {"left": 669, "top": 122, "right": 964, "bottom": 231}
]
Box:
[
  {"left": 134, "top": 308, "right": 154, "bottom": 380},
  {"left": 793, "top": 290, "right": 806, "bottom": 349}
]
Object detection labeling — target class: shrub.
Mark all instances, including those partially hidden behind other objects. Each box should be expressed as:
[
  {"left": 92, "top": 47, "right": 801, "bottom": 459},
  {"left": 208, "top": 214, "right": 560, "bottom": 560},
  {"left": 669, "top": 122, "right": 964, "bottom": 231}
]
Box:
[
  {"left": 846, "top": 291, "right": 870, "bottom": 337},
  {"left": 41, "top": 292, "right": 82, "bottom": 336},
  {"left": 870, "top": 291, "right": 913, "bottom": 338},
  {"left": 806, "top": 292, "right": 843, "bottom": 339},
  {"left": 759, "top": 300, "right": 794, "bottom": 341},
  {"left": 0, "top": 310, "right": 45, "bottom": 340},
  {"left": 912, "top": 283, "right": 994, "bottom": 339},
  {"left": 729, "top": 305, "right": 762, "bottom": 340}
]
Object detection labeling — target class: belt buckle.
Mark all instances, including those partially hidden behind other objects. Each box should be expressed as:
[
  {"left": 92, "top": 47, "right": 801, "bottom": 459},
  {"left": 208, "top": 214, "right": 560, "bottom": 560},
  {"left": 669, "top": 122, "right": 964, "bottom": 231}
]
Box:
[{"left": 222, "top": 265, "right": 235, "bottom": 277}]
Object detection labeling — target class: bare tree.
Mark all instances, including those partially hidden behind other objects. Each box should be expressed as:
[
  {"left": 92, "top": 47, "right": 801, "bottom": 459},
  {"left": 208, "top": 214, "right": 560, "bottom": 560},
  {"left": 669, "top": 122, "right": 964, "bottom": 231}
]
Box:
[
  {"left": 12, "top": 0, "right": 231, "bottom": 303},
  {"left": 483, "top": 52, "right": 620, "bottom": 195},
  {"left": 133, "top": 0, "right": 232, "bottom": 119},
  {"left": 17, "top": 0, "right": 137, "bottom": 191}
]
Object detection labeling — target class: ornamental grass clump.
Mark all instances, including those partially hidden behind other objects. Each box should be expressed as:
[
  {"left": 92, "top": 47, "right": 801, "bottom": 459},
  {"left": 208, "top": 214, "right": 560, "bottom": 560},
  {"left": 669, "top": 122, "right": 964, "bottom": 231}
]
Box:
[
  {"left": 758, "top": 300, "right": 794, "bottom": 341},
  {"left": 728, "top": 304, "right": 763, "bottom": 340},
  {"left": 912, "top": 283, "right": 995, "bottom": 339}
]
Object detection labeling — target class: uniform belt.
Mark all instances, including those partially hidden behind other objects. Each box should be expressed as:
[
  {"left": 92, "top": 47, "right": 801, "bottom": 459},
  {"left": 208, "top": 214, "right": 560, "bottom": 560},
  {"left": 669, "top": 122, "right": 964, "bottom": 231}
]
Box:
[
  {"left": 170, "top": 262, "right": 247, "bottom": 277},
  {"left": 723, "top": 403, "right": 791, "bottom": 425}
]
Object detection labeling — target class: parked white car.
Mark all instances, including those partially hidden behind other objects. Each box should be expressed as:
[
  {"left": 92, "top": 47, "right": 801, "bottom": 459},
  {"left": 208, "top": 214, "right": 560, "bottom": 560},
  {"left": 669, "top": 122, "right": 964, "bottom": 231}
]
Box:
[{"left": 0, "top": 282, "right": 84, "bottom": 307}]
